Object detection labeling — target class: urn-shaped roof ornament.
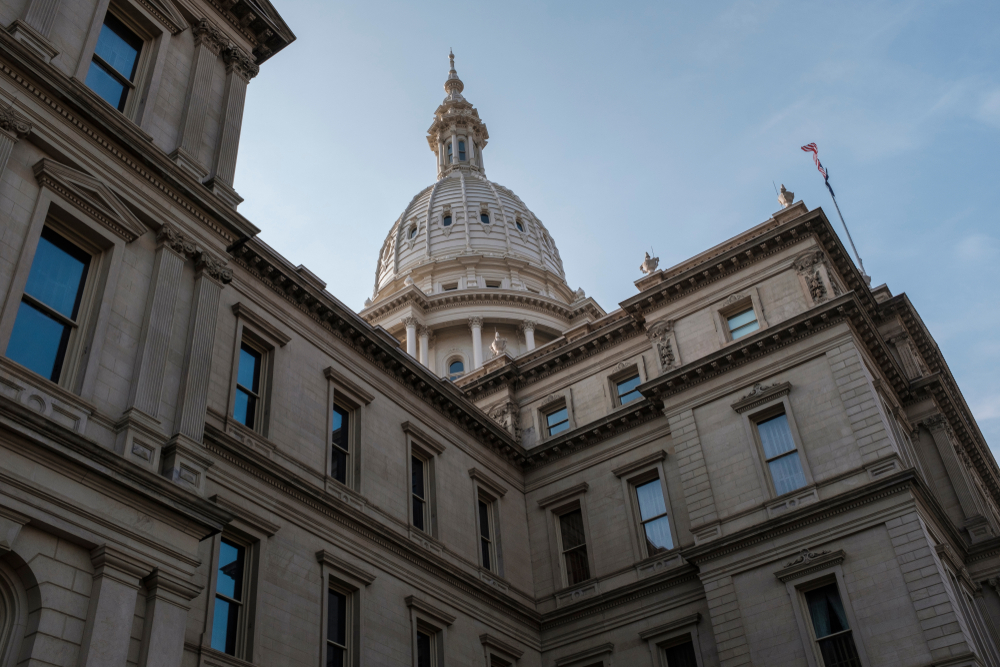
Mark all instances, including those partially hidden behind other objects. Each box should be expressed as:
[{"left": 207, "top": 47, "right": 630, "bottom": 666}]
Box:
[
  {"left": 778, "top": 184, "right": 794, "bottom": 209},
  {"left": 640, "top": 252, "right": 660, "bottom": 275}
]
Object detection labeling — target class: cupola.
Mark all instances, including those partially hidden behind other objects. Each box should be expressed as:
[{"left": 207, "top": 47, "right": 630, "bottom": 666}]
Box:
[{"left": 427, "top": 51, "right": 490, "bottom": 179}]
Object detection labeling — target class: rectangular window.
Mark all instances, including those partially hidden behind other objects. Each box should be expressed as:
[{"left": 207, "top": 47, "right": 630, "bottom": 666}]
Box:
[
  {"left": 804, "top": 583, "right": 862, "bottom": 667},
  {"left": 664, "top": 638, "right": 699, "bottom": 667},
  {"left": 6, "top": 227, "right": 92, "bottom": 383},
  {"left": 478, "top": 497, "right": 496, "bottom": 572},
  {"left": 412, "top": 455, "right": 428, "bottom": 531},
  {"left": 327, "top": 588, "right": 349, "bottom": 667},
  {"left": 331, "top": 403, "right": 350, "bottom": 484},
  {"left": 635, "top": 478, "right": 673, "bottom": 555},
  {"left": 85, "top": 13, "right": 144, "bottom": 112},
  {"left": 446, "top": 143, "right": 453, "bottom": 164},
  {"left": 616, "top": 374, "right": 642, "bottom": 405},
  {"left": 757, "top": 413, "right": 807, "bottom": 495},
  {"left": 546, "top": 406, "right": 570, "bottom": 437},
  {"left": 485, "top": 280, "right": 502, "bottom": 289},
  {"left": 559, "top": 508, "right": 590, "bottom": 586},
  {"left": 211, "top": 537, "right": 249, "bottom": 657},
  {"left": 416, "top": 630, "right": 434, "bottom": 667},
  {"left": 727, "top": 307, "right": 759, "bottom": 340},
  {"left": 233, "top": 341, "right": 263, "bottom": 429},
  {"left": 442, "top": 282, "right": 458, "bottom": 292},
  {"left": 458, "top": 140, "right": 466, "bottom": 161}
]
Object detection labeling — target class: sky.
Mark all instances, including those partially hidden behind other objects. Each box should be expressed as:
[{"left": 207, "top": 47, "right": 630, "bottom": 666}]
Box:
[{"left": 234, "top": 0, "right": 1000, "bottom": 456}]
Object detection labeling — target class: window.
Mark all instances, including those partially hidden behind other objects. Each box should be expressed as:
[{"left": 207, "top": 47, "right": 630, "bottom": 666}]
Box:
[
  {"left": 85, "top": 13, "right": 144, "bottom": 112},
  {"left": 448, "top": 359, "right": 464, "bottom": 381},
  {"left": 559, "top": 509, "right": 590, "bottom": 586},
  {"left": 757, "top": 413, "right": 807, "bottom": 496},
  {"left": 408, "top": 226, "right": 418, "bottom": 239},
  {"left": 546, "top": 406, "right": 570, "bottom": 437},
  {"left": 515, "top": 219, "right": 524, "bottom": 232},
  {"left": 6, "top": 228, "right": 92, "bottom": 383},
  {"left": 478, "top": 496, "right": 497, "bottom": 572},
  {"left": 327, "top": 588, "right": 349, "bottom": 666},
  {"left": 480, "top": 212, "right": 490, "bottom": 224},
  {"left": 727, "top": 307, "right": 759, "bottom": 340},
  {"left": 458, "top": 140, "right": 466, "bottom": 161},
  {"left": 442, "top": 282, "right": 458, "bottom": 292},
  {"left": 663, "top": 638, "right": 699, "bottom": 667},
  {"left": 412, "top": 455, "right": 429, "bottom": 531},
  {"left": 442, "top": 215, "right": 452, "bottom": 227},
  {"left": 804, "top": 583, "right": 862, "bottom": 667},
  {"left": 331, "top": 404, "right": 350, "bottom": 484},
  {"left": 233, "top": 341, "right": 264, "bottom": 429},
  {"left": 211, "top": 537, "right": 250, "bottom": 657},
  {"left": 616, "top": 374, "right": 642, "bottom": 405},
  {"left": 634, "top": 479, "right": 673, "bottom": 555},
  {"left": 485, "top": 280, "right": 502, "bottom": 289},
  {"left": 446, "top": 143, "right": 452, "bottom": 164}
]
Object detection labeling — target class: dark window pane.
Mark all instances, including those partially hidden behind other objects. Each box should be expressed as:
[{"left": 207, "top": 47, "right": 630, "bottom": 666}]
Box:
[
  {"left": 559, "top": 510, "right": 586, "bottom": 550},
  {"left": 449, "top": 360, "right": 463, "bottom": 379},
  {"left": 23, "top": 229, "right": 90, "bottom": 319},
  {"left": 332, "top": 405, "right": 349, "bottom": 452},
  {"left": 417, "top": 631, "right": 432, "bottom": 667},
  {"left": 459, "top": 140, "right": 466, "bottom": 161},
  {"left": 515, "top": 221, "right": 524, "bottom": 231},
  {"left": 664, "top": 639, "right": 698, "bottom": 667},
  {"left": 635, "top": 480, "right": 666, "bottom": 521},
  {"left": 233, "top": 388, "right": 257, "bottom": 427},
  {"left": 412, "top": 497, "right": 425, "bottom": 531},
  {"left": 757, "top": 414, "right": 795, "bottom": 459},
  {"left": 447, "top": 143, "right": 452, "bottom": 163},
  {"left": 85, "top": 62, "right": 128, "bottom": 110},
  {"left": 216, "top": 539, "right": 245, "bottom": 601},
  {"left": 6, "top": 301, "right": 71, "bottom": 381},
  {"left": 330, "top": 449, "right": 347, "bottom": 484},
  {"left": 478, "top": 500, "right": 491, "bottom": 539},
  {"left": 237, "top": 344, "right": 261, "bottom": 392},
  {"left": 443, "top": 215, "right": 452, "bottom": 227},
  {"left": 481, "top": 538, "right": 491, "bottom": 571},
  {"left": 411, "top": 457, "right": 424, "bottom": 498},
  {"left": 564, "top": 547, "right": 590, "bottom": 585},
  {"left": 805, "top": 584, "right": 850, "bottom": 638},
  {"left": 94, "top": 13, "right": 142, "bottom": 80},
  {"left": 326, "top": 646, "right": 345, "bottom": 667},
  {"left": 480, "top": 213, "right": 490, "bottom": 224},
  {"left": 817, "top": 633, "right": 863, "bottom": 667},
  {"left": 210, "top": 596, "right": 240, "bottom": 655},
  {"left": 327, "top": 589, "right": 346, "bottom": 644}
]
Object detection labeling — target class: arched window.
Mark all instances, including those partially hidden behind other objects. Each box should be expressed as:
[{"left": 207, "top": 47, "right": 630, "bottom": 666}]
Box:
[
  {"left": 408, "top": 226, "right": 417, "bottom": 239},
  {"left": 448, "top": 360, "right": 464, "bottom": 381},
  {"left": 458, "top": 141, "right": 466, "bottom": 161},
  {"left": 480, "top": 212, "right": 490, "bottom": 224},
  {"left": 442, "top": 215, "right": 452, "bottom": 227},
  {"left": 447, "top": 142, "right": 453, "bottom": 164},
  {"left": 515, "top": 219, "right": 524, "bottom": 232}
]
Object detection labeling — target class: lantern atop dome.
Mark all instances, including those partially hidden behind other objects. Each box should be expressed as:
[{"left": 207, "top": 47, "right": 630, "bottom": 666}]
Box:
[{"left": 427, "top": 51, "right": 489, "bottom": 179}]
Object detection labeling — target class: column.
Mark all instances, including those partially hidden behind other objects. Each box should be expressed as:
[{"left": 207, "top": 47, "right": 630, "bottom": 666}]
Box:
[
  {"left": 438, "top": 141, "right": 445, "bottom": 173},
  {"left": 10, "top": 0, "right": 61, "bottom": 61},
  {"left": 520, "top": 320, "right": 536, "bottom": 351},
  {"left": 469, "top": 317, "right": 483, "bottom": 369},
  {"left": 0, "top": 105, "right": 31, "bottom": 177},
  {"left": 450, "top": 129, "right": 458, "bottom": 165},
  {"left": 206, "top": 45, "right": 258, "bottom": 209},
  {"left": 173, "top": 253, "right": 231, "bottom": 442},
  {"left": 137, "top": 569, "right": 202, "bottom": 667},
  {"left": 127, "top": 227, "right": 188, "bottom": 418},
  {"left": 78, "top": 546, "right": 149, "bottom": 667},
  {"left": 402, "top": 317, "right": 418, "bottom": 358},
  {"left": 418, "top": 326, "right": 430, "bottom": 368},
  {"left": 170, "top": 20, "right": 224, "bottom": 179},
  {"left": 923, "top": 415, "right": 995, "bottom": 542}
]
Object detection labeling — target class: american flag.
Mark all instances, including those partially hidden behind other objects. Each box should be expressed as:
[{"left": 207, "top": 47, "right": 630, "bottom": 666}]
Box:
[{"left": 801, "top": 143, "right": 833, "bottom": 195}]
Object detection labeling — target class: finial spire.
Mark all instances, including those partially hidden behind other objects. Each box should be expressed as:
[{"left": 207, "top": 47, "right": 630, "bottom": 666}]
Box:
[{"left": 444, "top": 49, "right": 464, "bottom": 97}]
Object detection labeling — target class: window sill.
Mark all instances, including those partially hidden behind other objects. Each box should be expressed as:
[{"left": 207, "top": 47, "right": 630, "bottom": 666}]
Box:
[
  {"left": 634, "top": 548, "right": 686, "bottom": 579},
  {"left": 765, "top": 485, "right": 818, "bottom": 518},
  {"left": 324, "top": 476, "right": 366, "bottom": 511},
  {"left": 407, "top": 525, "right": 443, "bottom": 554},
  {"left": 554, "top": 579, "right": 599, "bottom": 608},
  {"left": 197, "top": 646, "right": 258, "bottom": 667}
]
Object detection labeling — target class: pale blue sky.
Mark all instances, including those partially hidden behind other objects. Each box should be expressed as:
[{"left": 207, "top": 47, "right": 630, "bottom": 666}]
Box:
[{"left": 235, "top": 0, "right": 1000, "bottom": 455}]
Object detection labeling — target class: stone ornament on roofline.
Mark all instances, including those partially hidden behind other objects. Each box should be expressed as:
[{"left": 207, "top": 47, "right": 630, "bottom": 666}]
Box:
[
  {"left": 489, "top": 330, "right": 507, "bottom": 358},
  {"left": 778, "top": 184, "right": 794, "bottom": 209},
  {"left": 640, "top": 252, "right": 659, "bottom": 275}
]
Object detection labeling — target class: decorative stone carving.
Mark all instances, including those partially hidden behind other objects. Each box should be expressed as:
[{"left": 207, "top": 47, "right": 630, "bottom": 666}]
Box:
[
  {"left": 887, "top": 332, "right": 927, "bottom": 381},
  {"left": 417, "top": 325, "right": 431, "bottom": 338},
  {"left": 792, "top": 249, "right": 842, "bottom": 305},
  {"left": 404, "top": 274, "right": 414, "bottom": 286},
  {"left": 191, "top": 18, "right": 228, "bottom": 55},
  {"left": 468, "top": 316, "right": 483, "bottom": 329},
  {"left": 640, "top": 252, "right": 659, "bottom": 275},
  {"left": 195, "top": 250, "right": 233, "bottom": 284},
  {"left": 778, "top": 184, "right": 794, "bottom": 209},
  {"left": 518, "top": 320, "right": 536, "bottom": 333},
  {"left": 740, "top": 383, "right": 774, "bottom": 401},
  {"left": 155, "top": 224, "right": 231, "bottom": 283},
  {"left": 222, "top": 43, "right": 259, "bottom": 81},
  {"left": 489, "top": 330, "right": 507, "bottom": 357},
  {"left": 156, "top": 224, "right": 197, "bottom": 256},
  {"left": 401, "top": 316, "right": 419, "bottom": 328},
  {"left": 646, "top": 319, "right": 679, "bottom": 371},
  {"left": 784, "top": 548, "right": 831, "bottom": 568},
  {"left": 487, "top": 401, "right": 521, "bottom": 442},
  {"left": 572, "top": 288, "right": 586, "bottom": 302},
  {"left": 0, "top": 104, "right": 32, "bottom": 138},
  {"left": 724, "top": 293, "right": 744, "bottom": 306}
]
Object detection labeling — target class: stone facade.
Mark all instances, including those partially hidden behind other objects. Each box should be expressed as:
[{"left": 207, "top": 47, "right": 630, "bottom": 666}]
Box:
[{"left": 0, "top": 1, "right": 998, "bottom": 666}]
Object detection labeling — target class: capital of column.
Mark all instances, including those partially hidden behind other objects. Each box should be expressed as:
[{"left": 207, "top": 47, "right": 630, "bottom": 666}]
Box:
[
  {"left": 223, "top": 44, "right": 259, "bottom": 81},
  {"left": 468, "top": 316, "right": 483, "bottom": 330},
  {"left": 0, "top": 104, "right": 32, "bottom": 140},
  {"left": 921, "top": 414, "right": 948, "bottom": 433},
  {"left": 143, "top": 567, "right": 203, "bottom": 607},
  {"left": 194, "top": 250, "right": 233, "bottom": 285},
  {"left": 191, "top": 18, "right": 228, "bottom": 55},
  {"left": 518, "top": 320, "right": 536, "bottom": 333},
  {"left": 418, "top": 325, "right": 432, "bottom": 339},
  {"left": 156, "top": 223, "right": 197, "bottom": 257},
  {"left": 402, "top": 316, "right": 419, "bottom": 329},
  {"left": 90, "top": 545, "right": 150, "bottom": 588}
]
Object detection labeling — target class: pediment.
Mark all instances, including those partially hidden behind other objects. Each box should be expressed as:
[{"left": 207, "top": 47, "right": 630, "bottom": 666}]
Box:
[
  {"left": 32, "top": 159, "right": 147, "bottom": 242},
  {"left": 137, "top": 0, "right": 188, "bottom": 34}
]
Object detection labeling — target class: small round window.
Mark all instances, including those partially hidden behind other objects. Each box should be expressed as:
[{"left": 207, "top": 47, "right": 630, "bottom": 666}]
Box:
[
  {"left": 480, "top": 213, "right": 490, "bottom": 224},
  {"left": 515, "top": 220, "right": 524, "bottom": 232},
  {"left": 448, "top": 360, "right": 464, "bottom": 381},
  {"left": 408, "top": 226, "right": 418, "bottom": 239},
  {"left": 443, "top": 215, "right": 452, "bottom": 227}
]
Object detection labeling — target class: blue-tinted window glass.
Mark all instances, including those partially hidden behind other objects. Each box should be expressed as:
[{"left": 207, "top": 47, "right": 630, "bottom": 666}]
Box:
[
  {"left": 806, "top": 584, "right": 850, "bottom": 638},
  {"left": 635, "top": 480, "right": 666, "bottom": 521},
  {"left": 331, "top": 404, "right": 349, "bottom": 483},
  {"left": 442, "top": 215, "right": 452, "bottom": 227},
  {"left": 515, "top": 220, "right": 524, "bottom": 231},
  {"left": 234, "top": 343, "right": 261, "bottom": 427},
  {"left": 212, "top": 538, "right": 245, "bottom": 655},
  {"left": 94, "top": 14, "right": 142, "bottom": 80},
  {"left": 768, "top": 451, "right": 807, "bottom": 496},
  {"left": 24, "top": 230, "right": 90, "bottom": 319},
  {"left": 85, "top": 64, "right": 127, "bottom": 110},
  {"left": 237, "top": 346, "right": 261, "bottom": 392},
  {"left": 727, "top": 307, "right": 759, "bottom": 340},
  {"left": 412, "top": 456, "right": 426, "bottom": 530},
  {"left": 448, "top": 360, "right": 464, "bottom": 381},
  {"left": 446, "top": 143, "right": 452, "bottom": 164},
  {"left": 211, "top": 597, "right": 239, "bottom": 654},
  {"left": 6, "top": 301, "right": 68, "bottom": 381},
  {"left": 616, "top": 375, "right": 642, "bottom": 404},
  {"left": 480, "top": 213, "right": 490, "bottom": 224},
  {"left": 636, "top": 479, "right": 673, "bottom": 553},
  {"left": 757, "top": 414, "right": 795, "bottom": 459},
  {"left": 546, "top": 407, "right": 569, "bottom": 435},
  {"left": 458, "top": 140, "right": 466, "bottom": 161}
]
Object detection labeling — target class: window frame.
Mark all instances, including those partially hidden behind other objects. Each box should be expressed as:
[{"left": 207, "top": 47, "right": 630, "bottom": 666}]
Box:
[
  {"left": 612, "top": 451, "right": 677, "bottom": 562},
  {"left": 734, "top": 384, "right": 814, "bottom": 502},
  {"left": 445, "top": 356, "right": 466, "bottom": 381},
  {"left": 714, "top": 289, "right": 768, "bottom": 346},
  {"left": 0, "top": 188, "right": 128, "bottom": 399},
  {"left": 228, "top": 303, "right": 289, "bottom": 437},
  {"left": 403, "top": 422, "right": 444, "bottom": 540},
  {"left": 639, "top": 613, "right": 705, "bottom": 667},
  {"left": 406, "top": 596, "right": 454, "bottom": 667},
  {"left": 316, "top": 549, "right": 375, "bottom": 667},
  {"left": 324, "top": 366, "right": 374, "bottom": 494},
  {"left": 205, "top": 531, "right": 259, "bottom": 661},
  {"left": 232, "top": 335, "right": 269, "bottom": 432},
  {"left": 537, "top": 392, "right": 576, "bottom": 442},
  {"left": 537, "top": 484, "right": 594, "bottom": 591},
  {"left": 470, "top": 468, "right": 507, "bottom": 577},
  {"left": 608, "top": 362, "right": 647, "bottom": 410}
]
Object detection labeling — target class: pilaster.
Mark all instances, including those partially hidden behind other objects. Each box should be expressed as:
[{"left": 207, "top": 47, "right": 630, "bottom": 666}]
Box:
[
  {"left": 0, "top": 105, "right": 31, "bottom": 177},
  {"left": 666, "top": 408, "right": 720, "bottom": 543},
  {"left": 78, "top": 546, "right": 150, "bottom": 667},
  {"left": 170, "top": 20, "right": 226, "bottom": 179},
  {"left": 205, "top": 44, "right": 257, "bottom": 209},
  {"left": 8, "top": 0, "right": 61, "bottom": 62},
  {"left": 137, "top": 568, "right": 202, "bottom": 667},
  {"left": 0, "top": 505, "right": 31, "bottom": 553}
]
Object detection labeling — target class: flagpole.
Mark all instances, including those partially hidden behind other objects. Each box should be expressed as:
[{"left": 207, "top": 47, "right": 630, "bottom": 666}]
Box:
[{"left": 824, "top": 182, "right": 870, "bottom": 284}]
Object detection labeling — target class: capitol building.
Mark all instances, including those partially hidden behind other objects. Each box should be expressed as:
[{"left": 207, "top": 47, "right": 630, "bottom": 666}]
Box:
[{"left": 0, "top": 0, "right": 999, "bottom": 665}]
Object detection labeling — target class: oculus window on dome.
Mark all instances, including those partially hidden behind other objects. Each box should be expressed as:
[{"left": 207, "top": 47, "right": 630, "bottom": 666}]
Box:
[
  {"left": 408, "top": 226, "right": 418, "bottom": 239},
  {"left": 515, "top": 220, "right": 524, "bottom": 232},
  {"left": 480, "top": 212, "right": 490, "bottom": 224},
  {"left": 85, "top": 13, "right": 143, "bottom": 112},
  {"left": 442, "top": 214, "right": 452, "bottom": 227}
]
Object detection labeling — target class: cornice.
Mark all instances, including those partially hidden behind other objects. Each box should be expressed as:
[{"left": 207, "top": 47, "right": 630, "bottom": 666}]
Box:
[
  {"left": 0, "top": 35, "right": 258, "bottom": 241},
  {"left": 201, "top": 0, "right": 295, "bottom": 63}
]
